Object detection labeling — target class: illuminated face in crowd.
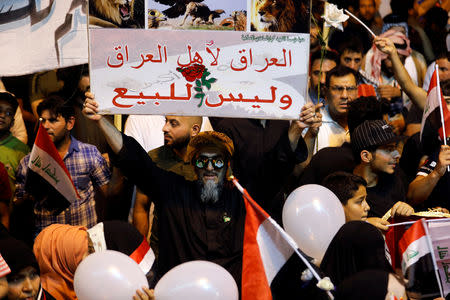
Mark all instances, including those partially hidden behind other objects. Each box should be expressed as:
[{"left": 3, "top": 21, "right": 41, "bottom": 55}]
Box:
[
  {"left": 343, "top": 185, "right": 370, "bottom": 222},
  {"left": 310, "top": 59, "right": 337, "bottom": 97},
  {"left": 194, "top": 148, "right": 227, "bottom": 203},
  {"left": 163, "top": 116, "right": 192, "bottom": 150},
  {"left": 370, "top": 143, "right": 400, "bottom": 175},
  {"left": 0, "top": 100, "right": 15, "bottom": 134},
  {"left": 39, "top": 110, "right": 74, "bottom": 148},
  {"left": 437, "top": 58, "right": 450, "bottom": 82},
  {"left": 7, "top": 266, "right": 40, "bottom": 300},
  {"left": 358, "top": 0, "right": 376, "bottom": 22},
  {"left": 326, "top": 74, "right": 358, "bottom": 119},
  {"left": 340, "top": 50, "right": 363, "bottom": 71}
]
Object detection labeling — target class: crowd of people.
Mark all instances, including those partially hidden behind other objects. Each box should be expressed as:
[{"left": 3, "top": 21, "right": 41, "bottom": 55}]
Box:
[{"left": 0, "top": 0, "right": 449, "bottom": 299}]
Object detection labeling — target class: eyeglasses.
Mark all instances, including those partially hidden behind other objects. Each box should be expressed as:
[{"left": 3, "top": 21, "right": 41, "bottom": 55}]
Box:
[
  {"left": 330, "top": 86, "right": 357, "bottom": 93},
  {"left": 194, "top": 156, "right": 225, "bottom": 169}
]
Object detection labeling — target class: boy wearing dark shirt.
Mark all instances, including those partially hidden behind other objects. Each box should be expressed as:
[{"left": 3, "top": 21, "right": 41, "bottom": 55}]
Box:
[{"left": 352, "top": 120, "right": 414, "bottom": 219}]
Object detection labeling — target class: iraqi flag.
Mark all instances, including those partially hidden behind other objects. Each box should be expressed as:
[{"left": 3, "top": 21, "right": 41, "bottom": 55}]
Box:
[
  {"left": 238, "top": 181, "right": 326, "bottom": 300},
  {"left": 420, "top": 66, "right": 450, "bottom": 142},
  {"left": 25, "top": 124, "right": 79, "bottom": 213},
  {"left": 398, "top": 219, "right": 439, "bottom": 295}
]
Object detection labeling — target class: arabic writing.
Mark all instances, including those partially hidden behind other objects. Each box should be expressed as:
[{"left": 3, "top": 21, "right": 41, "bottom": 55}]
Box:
[
  {"left": 31, "top": 155, "right": 60, "bottom": 185},
  {"left": 106, "top": 44, "right": 293, "bottom": 73},
  {"left": 111, "top": 84, "right": 292, "bottom": 110},
  {"left": 241, "top": 34, "right": 306, "bottom": 44}
]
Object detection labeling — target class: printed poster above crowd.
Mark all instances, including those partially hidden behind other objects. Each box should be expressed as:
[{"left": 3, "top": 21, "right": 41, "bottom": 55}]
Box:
[
  {"left": 0, "top": 0, "right": 88, "bottom": 76},
  {"left": 89, "top": 0, "right": 310, "bottom": 119}
]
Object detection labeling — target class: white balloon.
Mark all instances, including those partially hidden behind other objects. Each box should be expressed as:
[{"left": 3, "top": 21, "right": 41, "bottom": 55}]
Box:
[
  {"left": 74, "top": 250, "right": 148, "bottom": 300},
  {"left": 154, "top": 260, "right": 238, "bottom": 300},
  {"left": 282, "top": 184, "right": 345, "bottom": 262}
]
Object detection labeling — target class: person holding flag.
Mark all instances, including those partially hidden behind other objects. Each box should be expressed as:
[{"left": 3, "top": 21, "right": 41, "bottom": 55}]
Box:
[
  {"left": 407, "top": 77, "right": 450, "bottom": 209},
  {"left": 82, "top": 93, "right": 331, "bottom": 299},
  {"left": 375, "top": 36, "right": 450, "bottom": 211},
  {"left": 14, "top": 95, "right": 111, "bottom": 237}
]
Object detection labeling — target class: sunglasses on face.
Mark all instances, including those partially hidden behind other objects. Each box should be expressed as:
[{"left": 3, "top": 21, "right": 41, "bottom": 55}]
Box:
[{"left": 194, "top": 156, "right": 225, "bottom": 169}]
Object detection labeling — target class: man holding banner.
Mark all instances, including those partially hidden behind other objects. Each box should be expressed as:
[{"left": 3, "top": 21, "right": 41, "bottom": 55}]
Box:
[
  {"left": 15, "top": 95, "right": 111, "bottom": 236},
  {"left": 82, "top": 92, "right": 320, "bottom": 295}
]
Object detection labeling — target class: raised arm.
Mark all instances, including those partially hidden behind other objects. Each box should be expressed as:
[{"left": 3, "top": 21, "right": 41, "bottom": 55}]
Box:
[
  {"left": 407, "top": 145, "right": 450, "bottom": 205},
  {"left": 83, "top": 92, "right": 123, "bottom": 153},
  {"left": 374, "top": 37, "right": 427, "bottom": 110}
]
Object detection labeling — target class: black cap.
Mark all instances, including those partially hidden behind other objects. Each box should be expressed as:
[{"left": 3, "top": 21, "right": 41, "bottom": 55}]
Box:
[
  {"left": 0, "top": 92, "right": 18, "bottom": 112},
  {"left": 352, "top": 120, "right": 403, "bottom": 151}
]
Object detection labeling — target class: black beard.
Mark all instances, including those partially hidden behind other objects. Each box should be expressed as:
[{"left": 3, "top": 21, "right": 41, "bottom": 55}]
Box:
[{"left": 166, "top": 134, "right": 190, "bottom": 150}]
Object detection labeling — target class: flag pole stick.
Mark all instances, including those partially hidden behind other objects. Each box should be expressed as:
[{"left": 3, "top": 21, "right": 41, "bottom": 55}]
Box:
[
  {"left": 435, "top": 64, "right": 450, "bottom": 172},
  {"left": 422, "top": 219, "right": 445, "bottom": 297},
  {"left": 230, "top": 177, "right": 335, "bottom": 300},
  {"left": 386, "top": 218, "right": 450, "bottom": 227},
  {"left": 344, "top": 9, "right": 376, "bottom": 38}
]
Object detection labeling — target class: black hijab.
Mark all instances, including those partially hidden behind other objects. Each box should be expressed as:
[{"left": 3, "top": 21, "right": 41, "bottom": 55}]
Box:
[
  {"left": 335, "top": 269, "right": 389, "bottom": 300},
  {"left": 0, "top": 226, "right": 39, "bottom": 278},
  {"left": 320, "top": 221, "right": 393, "bottom": 286}
]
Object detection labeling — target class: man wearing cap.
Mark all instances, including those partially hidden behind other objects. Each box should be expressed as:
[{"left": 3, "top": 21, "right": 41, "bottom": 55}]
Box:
[
  {"left": 82, "top": 93, "right": 309, "bottom": 290},
  {"left": 352, "top": 119, "right": 414, "bottom": 219}
]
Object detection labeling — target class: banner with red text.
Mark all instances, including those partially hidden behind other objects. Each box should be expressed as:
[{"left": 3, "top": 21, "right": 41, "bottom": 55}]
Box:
[
  {"left": 90, "top": 30, "right": 309, "bottom": 119},
  {"left": 89, "top": 0, "right": 310, "bottom": 119}
]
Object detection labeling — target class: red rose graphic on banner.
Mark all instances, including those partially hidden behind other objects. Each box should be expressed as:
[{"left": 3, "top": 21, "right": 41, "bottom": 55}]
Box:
[
  {"left": 177, "top": 64, "right": 206, "bottom": 82},
  {"left": 177, "top": 64, "right": 217, "bottom": 107}
]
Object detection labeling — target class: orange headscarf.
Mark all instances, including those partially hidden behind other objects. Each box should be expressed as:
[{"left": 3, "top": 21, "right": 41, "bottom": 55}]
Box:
[{"left": 33, "top": 224, "right": 88, "bottom": 300}]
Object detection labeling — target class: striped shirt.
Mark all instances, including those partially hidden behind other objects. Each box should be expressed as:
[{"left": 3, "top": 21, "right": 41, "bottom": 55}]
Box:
[{"left": 16, "top": 137, "right": 110, "bottom": 235}]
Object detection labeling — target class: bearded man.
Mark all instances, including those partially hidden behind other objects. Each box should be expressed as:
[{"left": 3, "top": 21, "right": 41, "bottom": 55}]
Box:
[{"left": 83, "top": 93, "right": 309, "bottom": 292}]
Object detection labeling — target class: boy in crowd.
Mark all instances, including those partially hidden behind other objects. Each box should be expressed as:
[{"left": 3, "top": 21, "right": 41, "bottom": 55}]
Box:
[{"left": 351, "top": 120, "right": 414, "bottom": 220}]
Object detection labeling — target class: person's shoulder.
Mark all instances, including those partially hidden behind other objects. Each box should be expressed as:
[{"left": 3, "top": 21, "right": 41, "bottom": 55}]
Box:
[
  {"left": 5, "top": 134, "right": 29, "bottom": 154},
  {"left": 315, "top": 143, "right": 352, "bottom": 156},
  {"left": 148, "top": 145, "right": 170, "bottom": 160},
  {"left": 72, "top": 138, "right": 104, "bottom": 159},
  {"left": 73, "top": 138, "right": 100, "bottom": 151}
]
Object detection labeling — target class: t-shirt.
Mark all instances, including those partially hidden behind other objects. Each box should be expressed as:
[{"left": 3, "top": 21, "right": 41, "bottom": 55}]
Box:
[
  {"left": 367, "top": 169, "right": 407, "bottom": 218},
  {"left": 0, "top": 134, "right": 29, "bottom": 191},
  {"left": 416, "top": 151, "right": 450, "bottom": 209},
  {"left": 314, "top": 108, "right": 350, "bottom": 154}
]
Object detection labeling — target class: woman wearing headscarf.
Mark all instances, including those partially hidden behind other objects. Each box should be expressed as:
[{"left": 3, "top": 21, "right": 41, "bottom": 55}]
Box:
[
  {"left": 0, "top": 224, "right": 56, "bottom": 300},
  {"left": 33, "top": 224, "right": 88, "bottom": 300},
  {"left": 33, "top": 223, "right": 155, "bottom": 300},
  {"left": 320, "top": 221, "right": 393, "bottom": 287}
]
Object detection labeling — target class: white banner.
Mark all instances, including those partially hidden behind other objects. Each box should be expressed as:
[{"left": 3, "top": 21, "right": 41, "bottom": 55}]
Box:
[
  {"left": 90, "top": 30, "right": 309, "bottom": 119},
  {"left": 0, "top": 0, "right": 88, "bottom": 76},
  {"left": 429, "top": 220, "right": 450, "bottom": 296}
]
